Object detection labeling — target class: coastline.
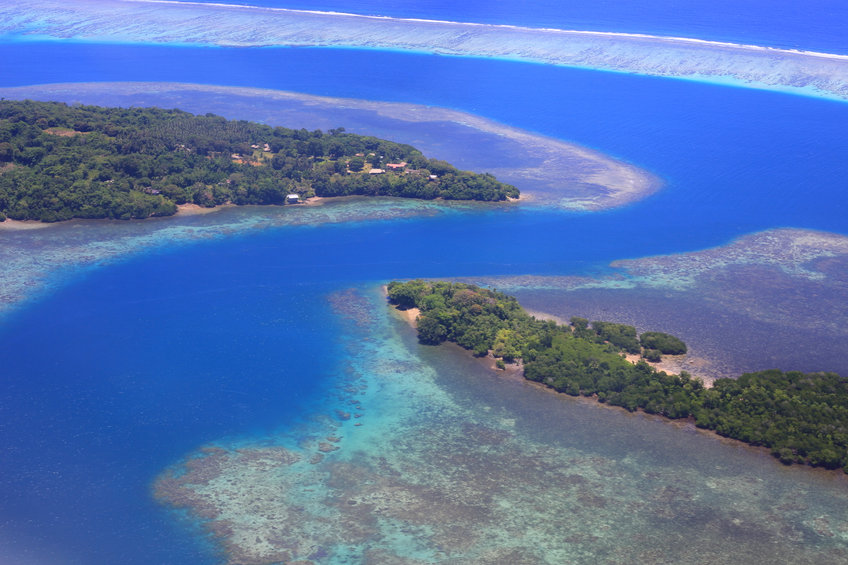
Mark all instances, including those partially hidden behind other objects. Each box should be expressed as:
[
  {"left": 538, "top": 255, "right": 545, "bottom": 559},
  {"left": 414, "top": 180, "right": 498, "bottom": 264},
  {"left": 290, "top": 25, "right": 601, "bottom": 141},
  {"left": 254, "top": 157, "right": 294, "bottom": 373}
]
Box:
[
  {"left": 392, "top": 295, "right": 704, "bottom": 391},
  {"left": 6, "top": 1, "right": 848, "bottom": 101},
  {"left": 0, "top": 194, "right": 478, "bottom": 229},
  {"left": 394, "top": 306, "right": 420, "bottom": 327},
  {"left": 152, "top": 284, "right": 848, "bottom": 565},
  {"left": 462, "top": 228, "right": 848, "bottom": 383},
  {"left": 388, "top": 293, "right": 848, "bottom": 480},
  {"left": 0, "top": 218, "right": 54, "bottom": 231},
  {"left": 175, "top": 203, "right": 234, "bottom": 216},
  {"left": 0, "top": 82, "right": 662, "bottom": 211}
]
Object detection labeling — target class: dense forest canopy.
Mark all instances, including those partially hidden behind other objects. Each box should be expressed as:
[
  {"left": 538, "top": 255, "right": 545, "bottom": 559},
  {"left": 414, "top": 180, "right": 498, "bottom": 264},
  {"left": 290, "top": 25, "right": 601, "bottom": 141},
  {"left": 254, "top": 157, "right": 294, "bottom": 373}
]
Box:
[
  {"left": 387, "top": 280, "right": 848, "bottom": 474},
  {"left": 0, "top": 100, "right": 518, "bottom": 222}
]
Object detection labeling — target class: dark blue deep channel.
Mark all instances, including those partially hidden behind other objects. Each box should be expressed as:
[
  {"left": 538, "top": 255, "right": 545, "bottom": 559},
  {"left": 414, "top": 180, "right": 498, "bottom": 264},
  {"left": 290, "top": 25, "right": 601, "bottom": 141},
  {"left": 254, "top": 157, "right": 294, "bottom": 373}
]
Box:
[{"left": 0, "top": 229, "right": 350, "bottom": 563}]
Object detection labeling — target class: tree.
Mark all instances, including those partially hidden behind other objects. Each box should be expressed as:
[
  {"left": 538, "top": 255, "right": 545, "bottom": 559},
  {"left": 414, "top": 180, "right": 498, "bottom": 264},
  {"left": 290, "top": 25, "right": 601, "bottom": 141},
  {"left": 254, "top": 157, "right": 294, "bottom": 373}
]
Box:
[
  {"left": 0, "top": 141, "right": 12, "bottom": 162},
  {"left": 640, "top": 332, "right": 687, "bottom": 355},
  {"left": 348, "top": 156, "right": 365, "bottom": 172},
  {"left": 386, "top": 280, "right": 428, "bottom": 309},
  {"left": 417, "top": 315, "right": 447, "bottom": 345}
]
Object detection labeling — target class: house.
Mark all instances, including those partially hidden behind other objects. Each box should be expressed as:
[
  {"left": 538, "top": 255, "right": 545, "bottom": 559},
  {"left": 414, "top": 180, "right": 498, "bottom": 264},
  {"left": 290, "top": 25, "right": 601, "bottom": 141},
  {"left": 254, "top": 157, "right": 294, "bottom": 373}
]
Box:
[
  {"left": 286, "top": 194, "right": 301, "bottom": 204},
  {"left": 385, "top": 161, "right": 407, "bottom": 170},
  {"left": 369, "top": 168, "right": 385, "bottom": 174}
]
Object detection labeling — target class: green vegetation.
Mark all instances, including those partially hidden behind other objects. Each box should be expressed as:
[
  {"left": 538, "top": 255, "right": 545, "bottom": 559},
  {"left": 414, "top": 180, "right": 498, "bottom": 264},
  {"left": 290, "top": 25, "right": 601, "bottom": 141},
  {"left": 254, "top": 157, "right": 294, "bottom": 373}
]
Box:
[
  {"left": 640, "top": 331, "right": 687, "bottom": 355},
  {"left": 387, "top": 280, "right": 848, "bottom": 473},
  {"left": 0, "top": 100, "right": 518, "bottom": 222}
]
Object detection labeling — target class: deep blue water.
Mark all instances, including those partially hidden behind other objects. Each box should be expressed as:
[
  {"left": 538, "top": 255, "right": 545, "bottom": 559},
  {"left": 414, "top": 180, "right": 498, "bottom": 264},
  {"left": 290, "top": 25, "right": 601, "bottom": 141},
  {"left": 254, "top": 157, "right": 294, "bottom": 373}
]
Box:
[
  {"left": 2, "top": 4, "right": 848, "bottom": 563},
  {"left": 190, "top": 0, "right": 848, "bottom": 54},
  {"left": 0, "top": 230, "right": 351, "bottom": 563}
]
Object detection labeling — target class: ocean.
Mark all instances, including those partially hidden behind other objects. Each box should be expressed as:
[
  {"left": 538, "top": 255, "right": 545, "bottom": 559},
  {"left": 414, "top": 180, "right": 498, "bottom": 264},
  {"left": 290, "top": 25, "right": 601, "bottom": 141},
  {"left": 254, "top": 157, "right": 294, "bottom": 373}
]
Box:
[
  {"left": 1, "top": 1, "right": 848, "bottom": 563},
  {"left": 186, "top": 0, "right": 848, "bottom": 54}
]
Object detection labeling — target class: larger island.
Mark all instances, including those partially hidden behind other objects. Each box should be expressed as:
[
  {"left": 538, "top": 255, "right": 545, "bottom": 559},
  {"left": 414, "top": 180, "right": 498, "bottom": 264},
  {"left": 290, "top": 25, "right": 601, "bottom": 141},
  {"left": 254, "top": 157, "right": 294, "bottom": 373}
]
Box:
[{"left": 0, "top": 100, "right": 518, "bottom": 222}]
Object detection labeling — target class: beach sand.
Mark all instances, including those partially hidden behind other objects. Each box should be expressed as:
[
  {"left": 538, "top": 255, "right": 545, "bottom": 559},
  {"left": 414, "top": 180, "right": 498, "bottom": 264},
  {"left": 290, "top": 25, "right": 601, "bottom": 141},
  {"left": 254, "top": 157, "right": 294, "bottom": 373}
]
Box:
[
  {"left": 175, "top": 203, "right": 234, "bottom": 216},
  {"left": 395, "top": 306, "right": 420, "bottom": 327},
  {"left": 0, "top": 219, "right": 54, "bottom": 231}
]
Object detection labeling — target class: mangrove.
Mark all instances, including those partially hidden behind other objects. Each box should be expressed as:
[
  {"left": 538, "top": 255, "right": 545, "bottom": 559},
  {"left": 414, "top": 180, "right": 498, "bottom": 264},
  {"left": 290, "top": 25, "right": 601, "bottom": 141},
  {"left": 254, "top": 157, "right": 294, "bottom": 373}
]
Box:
[{"left": 387, "top": 280, "right": 848, "bottom": 473}]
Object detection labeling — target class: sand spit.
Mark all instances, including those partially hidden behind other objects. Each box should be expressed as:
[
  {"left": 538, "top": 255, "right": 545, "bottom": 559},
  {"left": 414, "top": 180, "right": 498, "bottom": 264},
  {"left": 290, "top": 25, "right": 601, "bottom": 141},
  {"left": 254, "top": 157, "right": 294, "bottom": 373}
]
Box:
[
  {"left": 466, "top": 228, "right": 848, "bottom": 380},
  {"left": 0, "top": 82, "right": 660, "bottom": 211},
  {"left": 5, "top": 1, "right": 848, "bottom": 101}
]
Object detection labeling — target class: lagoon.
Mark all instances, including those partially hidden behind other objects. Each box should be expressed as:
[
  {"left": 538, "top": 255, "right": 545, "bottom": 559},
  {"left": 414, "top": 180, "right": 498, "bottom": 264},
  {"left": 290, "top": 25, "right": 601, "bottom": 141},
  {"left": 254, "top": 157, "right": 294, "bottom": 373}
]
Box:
[{"left": 2, "top": 2, "right": 848, "bottom": 563}]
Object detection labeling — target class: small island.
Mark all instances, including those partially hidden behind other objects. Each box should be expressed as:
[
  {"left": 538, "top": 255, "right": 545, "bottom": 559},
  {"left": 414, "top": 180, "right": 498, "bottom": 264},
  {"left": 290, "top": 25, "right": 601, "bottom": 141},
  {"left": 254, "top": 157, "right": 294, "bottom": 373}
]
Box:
[
  {"left": 388, "top": 280, "right": 848, "bottom": 473},
  {"left": 0, "top": 100, "right": 518, "bottom": 222}
]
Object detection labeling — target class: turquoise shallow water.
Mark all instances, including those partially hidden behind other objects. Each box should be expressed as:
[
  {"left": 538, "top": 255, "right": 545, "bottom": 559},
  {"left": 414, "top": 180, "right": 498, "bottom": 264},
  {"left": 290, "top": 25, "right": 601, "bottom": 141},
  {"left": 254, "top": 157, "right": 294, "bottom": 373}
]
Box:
[
  {"left": 152, "top": 286, "right": 848, "bottom": 563},
  {"left": 2, "top": 2, "right": 848, "bottom": 563}
]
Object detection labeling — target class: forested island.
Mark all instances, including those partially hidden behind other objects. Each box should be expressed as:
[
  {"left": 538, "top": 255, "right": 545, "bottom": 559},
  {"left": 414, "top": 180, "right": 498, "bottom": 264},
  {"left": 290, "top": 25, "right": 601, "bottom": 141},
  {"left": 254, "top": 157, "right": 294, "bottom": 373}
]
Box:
[
  {"left": 0, "top": 100, "right": 518, "bottom": 222},
  {"left": 388, "top": 280, "right": 848, "bottom": 473}
]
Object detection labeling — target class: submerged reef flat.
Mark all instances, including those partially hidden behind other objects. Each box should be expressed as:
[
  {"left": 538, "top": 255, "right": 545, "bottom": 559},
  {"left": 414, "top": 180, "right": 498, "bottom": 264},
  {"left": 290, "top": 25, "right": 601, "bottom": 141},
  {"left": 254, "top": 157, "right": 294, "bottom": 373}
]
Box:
[
  {"left": 469, "top": 228, "right": 848, "bottom": 381},
  {"left": 154, "top": 287, "right": 848, "bottom": 564},
  {"left": 0, "top": 82, "right": 658, "bottom": 210},
  {"left": 5, "top": 1, "right": 848, "bottom": 101}
]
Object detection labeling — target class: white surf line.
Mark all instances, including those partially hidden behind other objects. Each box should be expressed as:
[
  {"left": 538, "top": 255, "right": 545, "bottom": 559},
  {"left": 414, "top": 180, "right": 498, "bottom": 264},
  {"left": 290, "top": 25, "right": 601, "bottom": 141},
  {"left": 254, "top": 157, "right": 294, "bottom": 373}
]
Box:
[
  {"left": 123, "top": 0, "right": 848, "bottom": 62},
  {"left": 7, "top": 0, "right": 848, "bottom": 101}
]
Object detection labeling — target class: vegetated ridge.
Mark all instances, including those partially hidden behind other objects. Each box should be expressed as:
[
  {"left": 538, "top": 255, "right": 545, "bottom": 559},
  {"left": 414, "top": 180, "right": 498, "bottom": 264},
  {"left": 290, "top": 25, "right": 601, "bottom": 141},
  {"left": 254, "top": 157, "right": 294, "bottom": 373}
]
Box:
[
  {"left": 0, "top": 100, "right": 518, "bottom": 222},
  {"left": 387, "top": 280, "right": 848, "bottom": 473}
]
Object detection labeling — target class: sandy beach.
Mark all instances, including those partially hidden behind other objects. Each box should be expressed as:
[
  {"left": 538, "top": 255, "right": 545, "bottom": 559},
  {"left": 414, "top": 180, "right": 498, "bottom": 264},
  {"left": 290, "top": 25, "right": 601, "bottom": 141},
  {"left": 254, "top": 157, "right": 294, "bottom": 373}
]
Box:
[
  {"left": 174, "top": 203, "right": 231, "bottom": 216},
  {"left": 0, "top": 218, "right": 54, "bottom": 230},
  {"left": 395, "top": 306, "right": 420, "bottom": 327}
]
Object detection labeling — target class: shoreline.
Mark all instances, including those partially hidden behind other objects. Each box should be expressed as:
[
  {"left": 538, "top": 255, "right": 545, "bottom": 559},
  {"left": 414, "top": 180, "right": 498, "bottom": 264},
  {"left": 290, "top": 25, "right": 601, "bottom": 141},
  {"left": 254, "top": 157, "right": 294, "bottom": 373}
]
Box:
[
  {"left": 174, "top": 202, "right": 234, "bottom": 216},
  {"left": 464, "top": 227, "right": 848, "bottom": 382},
  {"left": 387, "top": 293, "right": 848, "bottom": 477},
  {"left": 0, "top": 82, "right": 662, "bottom": 211},
  {"left": 0, "top": 218, "right": 54, "bottom": 231},
  {"left": 0, "top": 193, "right": 489, "bottom": 230},
  {"left": 523, "top": 307, "right": 714, "bottom": 386}
]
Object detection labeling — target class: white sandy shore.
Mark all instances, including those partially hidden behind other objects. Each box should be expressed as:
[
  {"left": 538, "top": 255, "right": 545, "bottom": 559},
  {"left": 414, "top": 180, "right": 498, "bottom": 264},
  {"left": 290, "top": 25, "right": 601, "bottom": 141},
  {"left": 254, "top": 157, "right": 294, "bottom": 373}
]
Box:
[
  {"left": 0, "top": 219, "right": 54, "bottom": 230},
  {"left": 6, "top": 0, "right": 848, "bottom": 101},
  {"left": 175, "top": 203, "right": 233, "bottom": 216},
  {"left": 395, "top": 306, "right": 420, "bottom": 327}
]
